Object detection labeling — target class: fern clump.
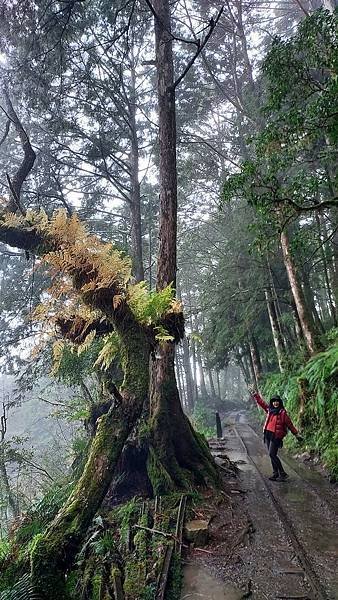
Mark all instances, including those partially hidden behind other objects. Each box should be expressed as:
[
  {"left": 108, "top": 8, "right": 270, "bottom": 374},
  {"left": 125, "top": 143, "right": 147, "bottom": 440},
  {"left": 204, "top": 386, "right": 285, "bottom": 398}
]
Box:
[
  {"left": 263, "top": 340, "right": 338, "bottom": 479},
  {"left": 0, "top": 574, "right": 39, "bottom": 600}
]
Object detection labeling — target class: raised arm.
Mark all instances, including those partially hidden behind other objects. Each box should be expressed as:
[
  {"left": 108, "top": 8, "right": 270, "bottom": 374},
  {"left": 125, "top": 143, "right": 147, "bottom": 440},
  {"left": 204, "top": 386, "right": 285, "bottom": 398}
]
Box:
[{"left": 252, "top": 391, "right": 269, "bottom": 413}]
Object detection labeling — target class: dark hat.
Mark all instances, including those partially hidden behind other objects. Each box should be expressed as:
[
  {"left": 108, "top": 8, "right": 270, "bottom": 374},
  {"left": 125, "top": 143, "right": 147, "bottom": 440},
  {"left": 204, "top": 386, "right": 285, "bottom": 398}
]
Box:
[{"left": 269, "top": 395, "right": 284, "bottom": 407}]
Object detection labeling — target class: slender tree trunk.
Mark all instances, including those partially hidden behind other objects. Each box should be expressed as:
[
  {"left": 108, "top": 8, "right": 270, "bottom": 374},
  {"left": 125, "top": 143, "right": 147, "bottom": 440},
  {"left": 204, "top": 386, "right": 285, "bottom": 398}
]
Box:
[
  {"left": 290, "top": 300, "right": 303, "bottom": 345},
  {"left": 191, "top": 337, "right": 199, "bottom": 404},
  {"left": 247, "top": 341, "right": 259, "bottom": 388},
  {"left": 181, "top": 336, "right": 195, "bottom": 413},
  {"left": 315, "top": 213, "right": 337, "bottom": 325},
  {"left": 129, "top": 60, "right": 144, "bottom": 282},
  {"left": 301, "top": 266, "right": 325, "bottom": 333},
  {"left": 207, "top": 367, "right": 217, "bottom": 398},
  {"left": 249, "top": 336, "right": 262, "bottom": 382},
  {"left": 196, "top": 344, "right": 208, "bottom": 398},
  {"left": 175, "top": 349, "right": 184, "bottom": 405},
  {"left": 216, "top": 370, "right": 221, "bottom": 399},
  {"left": 0, "top": 449, "right": 19, "bottom": 518},
  {"left": 265, "top": 288, "right": 285, "bottom": 372},
  {"left": 236, "top": 350, "right": 250, "bottom": 385},
  {"left": 330, "top": 209, "right": 338, "bottom": 311},
  {"left": 280, "top": 229, "right": 320, "bottom": 355}
]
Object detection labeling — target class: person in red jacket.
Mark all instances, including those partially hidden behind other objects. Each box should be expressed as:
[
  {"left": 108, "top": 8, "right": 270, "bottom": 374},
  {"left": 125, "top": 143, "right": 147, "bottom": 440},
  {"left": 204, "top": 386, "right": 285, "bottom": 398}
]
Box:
[{"left": 251, "top": 390, "right": 301, "bottom": 481}]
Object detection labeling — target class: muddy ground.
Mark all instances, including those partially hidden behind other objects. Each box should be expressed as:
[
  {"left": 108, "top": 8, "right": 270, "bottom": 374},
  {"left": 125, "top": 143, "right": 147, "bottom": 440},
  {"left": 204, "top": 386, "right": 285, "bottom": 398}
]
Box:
[{"left": 181, "top": 411, "right": 338, "bottom": 600}]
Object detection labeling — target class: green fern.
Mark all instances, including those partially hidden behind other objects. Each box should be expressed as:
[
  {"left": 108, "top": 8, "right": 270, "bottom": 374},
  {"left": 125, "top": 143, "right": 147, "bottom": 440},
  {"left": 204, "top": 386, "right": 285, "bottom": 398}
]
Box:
[
  {"left": 0, "top": 574, "right": 40, "bottom": 600},
  {"left": 92, "top": 532, "right": 115, "bottom": 556},
  {"left": 128, "top": 282, "right": 175, "bottom": 324},
  {"left": 0, "top": 539, "right": 10, "bottom": 562}
]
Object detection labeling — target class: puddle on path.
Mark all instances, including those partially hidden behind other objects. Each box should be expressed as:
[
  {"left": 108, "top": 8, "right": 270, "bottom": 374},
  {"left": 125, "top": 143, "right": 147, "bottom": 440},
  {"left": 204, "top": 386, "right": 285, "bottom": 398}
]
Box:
[{"left": 181, "top": 564, "right": 244, "bottom": 599}]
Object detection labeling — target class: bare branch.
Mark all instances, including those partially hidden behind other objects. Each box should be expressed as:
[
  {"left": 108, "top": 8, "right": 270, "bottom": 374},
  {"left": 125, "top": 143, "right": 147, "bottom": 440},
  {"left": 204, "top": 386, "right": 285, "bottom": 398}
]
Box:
[
  {"left": 2, "top": 87, "right": 36, "bottom": 212},
  {"left": 0, "top": 119, "right": 10, "bottom": 147},
  {"left": 172, "top": 7, "right": 225, "bottom": 90}
]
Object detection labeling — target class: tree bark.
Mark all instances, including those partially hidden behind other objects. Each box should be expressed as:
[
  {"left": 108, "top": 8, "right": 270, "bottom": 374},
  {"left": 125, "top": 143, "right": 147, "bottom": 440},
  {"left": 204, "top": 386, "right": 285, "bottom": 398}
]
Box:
[
  {"left": 207, "top": 367, "right": 217, "bottom": 398},
  {"left": 0, "top": 449, "right": 19, "bottom": 519},
  {"left": 315, "top": 213, "right": 337, "bottom": 326},
  {"left": 280, "top": 229, "right": 320, "bottom": 355},
  {"left": 129, "top": 59, "right": 145, "bottom": 282},
  {"left": 32, "top": 310, "right": 150, "bottom": 599},
  {"left": 265, "top": 288, "right": 285, "bottom": 372},
  {"left": 248, "top": 336, "right": 262, "bottom": 383},
  {"left": 330, "top": 208, "right": 338, "bottom": 311},
  {"left": 181, "top": 335, "right": 195, "bottom": 413},
  {"left": 191, "top": 337, "right": 199, "bottom": 404},
  {"left": 149, "top": 0, "right": 218, "bottom": 492},
  {"left": 247, "top": 341, "right": 259, "bottom": 388},
  {"left": 196, "top": 343, "right": 208, "bottom": 399}
]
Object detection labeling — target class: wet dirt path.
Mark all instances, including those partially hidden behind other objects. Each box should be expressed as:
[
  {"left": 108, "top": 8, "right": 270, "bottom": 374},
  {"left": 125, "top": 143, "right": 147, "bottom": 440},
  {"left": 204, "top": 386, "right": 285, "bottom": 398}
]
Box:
[{"left": 181, "top": 412, "right": 338, "bottom": 600}]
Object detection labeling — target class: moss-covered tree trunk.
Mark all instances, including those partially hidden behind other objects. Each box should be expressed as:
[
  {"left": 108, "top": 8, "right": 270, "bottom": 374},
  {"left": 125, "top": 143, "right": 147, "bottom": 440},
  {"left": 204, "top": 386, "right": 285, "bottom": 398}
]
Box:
[{"left": 31, "top": 313, "right": 150, "bottom": 600}]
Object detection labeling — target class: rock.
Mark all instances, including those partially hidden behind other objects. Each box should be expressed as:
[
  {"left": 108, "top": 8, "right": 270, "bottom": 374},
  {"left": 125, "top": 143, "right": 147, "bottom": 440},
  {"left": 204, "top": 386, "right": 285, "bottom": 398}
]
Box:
[
  {"left": 298, "top": 451, "right": 311, "bottom": 462},
  {"left": 184, "top": 519, "right": 210, "bottom": 546}
]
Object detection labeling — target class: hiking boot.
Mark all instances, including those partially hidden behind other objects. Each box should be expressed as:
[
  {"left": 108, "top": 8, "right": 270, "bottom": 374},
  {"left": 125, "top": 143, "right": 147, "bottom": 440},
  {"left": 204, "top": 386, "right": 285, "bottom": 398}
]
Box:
[
  {"left": 269, "top": 474, "right": 279, "bottom": 481},
  {"left": 279, "top": 473, "right": 289, "bottom": 481}
]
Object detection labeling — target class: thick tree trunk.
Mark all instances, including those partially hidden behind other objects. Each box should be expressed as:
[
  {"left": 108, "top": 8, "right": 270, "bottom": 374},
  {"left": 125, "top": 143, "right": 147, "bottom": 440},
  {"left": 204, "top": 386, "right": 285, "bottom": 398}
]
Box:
[
  {"left": 280, "top": 229, "right": 320, "bottom": 355},
  {"left": 31, "top": 313, "right": 150, "bottom": 599},
  {"left": 148, "top": 0, "right": 218, "bottom": 492}
]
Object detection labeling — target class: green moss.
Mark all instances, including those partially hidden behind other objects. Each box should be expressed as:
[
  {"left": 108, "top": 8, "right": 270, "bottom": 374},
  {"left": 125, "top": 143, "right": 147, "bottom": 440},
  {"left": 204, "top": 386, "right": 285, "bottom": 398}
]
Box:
[
  {"left": 91, "top": 571, "right": 103, "bottom": 600},
  {"left": 165, "top": 552, "right": 182, "bottom": 600},
  {"left": 147, "top": 447, "right": 175, "bottom": 496},
  {"left": 65, "top": 570, "right": 80, "bottom": 597}
]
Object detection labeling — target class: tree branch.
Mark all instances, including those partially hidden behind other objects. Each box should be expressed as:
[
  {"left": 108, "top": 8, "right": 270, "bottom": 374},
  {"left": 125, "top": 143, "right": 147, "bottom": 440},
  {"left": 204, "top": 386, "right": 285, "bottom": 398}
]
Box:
[
  {"left": 2, "top": 87, "right": 36, "bottom": 212},
  {"left": 172, "top": 6, "right": 224, "bottom": 90},
  {"left": 0, "top": 119, "right": 10, "bottom": 147}
]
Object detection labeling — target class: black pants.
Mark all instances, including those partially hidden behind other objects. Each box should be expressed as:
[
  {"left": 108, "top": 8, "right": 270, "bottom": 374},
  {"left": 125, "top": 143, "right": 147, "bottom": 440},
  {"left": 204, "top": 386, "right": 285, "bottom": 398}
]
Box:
[{"left": 265, "top": 431, "right": 286, "bottom": 475}]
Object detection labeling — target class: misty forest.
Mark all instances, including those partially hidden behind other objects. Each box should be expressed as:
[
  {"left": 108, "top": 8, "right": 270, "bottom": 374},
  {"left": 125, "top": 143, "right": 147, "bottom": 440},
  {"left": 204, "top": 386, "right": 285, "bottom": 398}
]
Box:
[{"left": 0, "top": 0, "right": 337, "bottom": 598}]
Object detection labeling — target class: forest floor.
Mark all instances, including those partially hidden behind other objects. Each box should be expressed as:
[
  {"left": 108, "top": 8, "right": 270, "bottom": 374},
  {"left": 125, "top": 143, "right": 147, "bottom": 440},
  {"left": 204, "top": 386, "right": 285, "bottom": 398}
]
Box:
[{"left": 181, "top": 411, "right": 338, "bottom": 600}]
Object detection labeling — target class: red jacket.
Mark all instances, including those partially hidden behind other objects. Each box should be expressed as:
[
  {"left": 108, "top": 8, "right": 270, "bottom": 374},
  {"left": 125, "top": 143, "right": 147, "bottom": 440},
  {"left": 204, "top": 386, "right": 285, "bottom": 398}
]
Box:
[{"left": 253, "top": 392, "right": 298, "bottom": 440}]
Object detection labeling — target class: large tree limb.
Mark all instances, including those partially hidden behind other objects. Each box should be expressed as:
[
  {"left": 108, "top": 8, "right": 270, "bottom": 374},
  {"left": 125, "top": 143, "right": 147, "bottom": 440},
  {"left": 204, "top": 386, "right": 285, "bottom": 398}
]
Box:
[{"left": 2, "top": 87, "right": 36, "bottom": 212}]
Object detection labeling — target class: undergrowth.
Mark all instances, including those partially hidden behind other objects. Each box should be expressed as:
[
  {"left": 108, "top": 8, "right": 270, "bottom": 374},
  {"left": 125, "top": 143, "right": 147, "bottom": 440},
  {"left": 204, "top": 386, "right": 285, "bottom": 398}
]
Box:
[
  {"left": 262, "top": 340, "right": 338, "bottom": 480},
  {"left": 191, "top": 401, "right": 216, "bottom": 438}
]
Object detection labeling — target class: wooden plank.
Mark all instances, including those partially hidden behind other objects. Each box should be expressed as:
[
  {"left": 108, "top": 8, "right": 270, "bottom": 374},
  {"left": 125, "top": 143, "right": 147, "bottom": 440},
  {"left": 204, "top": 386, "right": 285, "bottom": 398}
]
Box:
[
  {"left": 155, "top": 544, "right": 173, "bottom": 600},
  {"left": 111, "top": 565, "right": 125, "bottom": 600},
  {"left": 174, "top": 494, "right": 187, "bottom": 555}
]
